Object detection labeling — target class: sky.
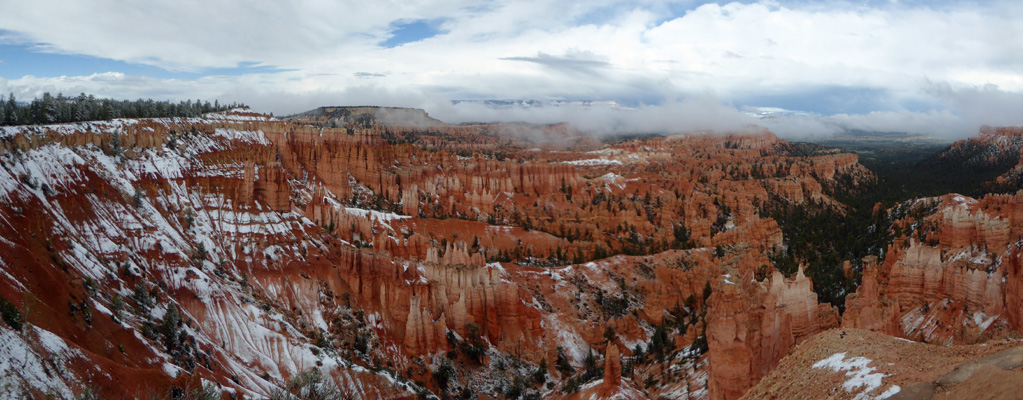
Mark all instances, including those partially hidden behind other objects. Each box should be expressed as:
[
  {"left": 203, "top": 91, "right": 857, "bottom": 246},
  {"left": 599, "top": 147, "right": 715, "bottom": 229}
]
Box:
[{"left": 1, "top": 0, "right": 1022, "bottom": 138}]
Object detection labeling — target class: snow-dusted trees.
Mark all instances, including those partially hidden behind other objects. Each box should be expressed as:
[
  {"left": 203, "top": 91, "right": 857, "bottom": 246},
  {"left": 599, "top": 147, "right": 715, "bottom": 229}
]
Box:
[
  {"left": 4, "top": 93, "right": 17, "bottom": 125},
  {"left": 0, "top": 92, "right": 245, "bottom": 126}
]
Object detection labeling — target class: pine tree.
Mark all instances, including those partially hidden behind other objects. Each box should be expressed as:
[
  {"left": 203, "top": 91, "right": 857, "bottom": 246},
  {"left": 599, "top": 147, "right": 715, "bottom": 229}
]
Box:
[
  {"left": 533, "top": 358, "right": 548, "bottom": 384},
  {"left": 556, "top": 347, "right": 573, "bottom": 377},
  {"left": 41, "top": 92, "right": 58, "bottom": 123},
  {"left": 6, "top": 93, "right": 18, "bottom": 125},
  {"left": 0, "top": 92, "right": 242, "bottom": 126},
  {"left": 108, "top": 129, "right": 123, "bottom": 157},
  {"left": 160, "top": 303, "right": 183, "bottom": 350},
  {"left": 75, "top": 93, "right": 91, "bottom": 121}
]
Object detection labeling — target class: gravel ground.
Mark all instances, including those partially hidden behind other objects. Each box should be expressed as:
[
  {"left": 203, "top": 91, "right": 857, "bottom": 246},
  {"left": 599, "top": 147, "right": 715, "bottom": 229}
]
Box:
[{"left": 741, "top": 329, "right": 1022, "bottom": 400}]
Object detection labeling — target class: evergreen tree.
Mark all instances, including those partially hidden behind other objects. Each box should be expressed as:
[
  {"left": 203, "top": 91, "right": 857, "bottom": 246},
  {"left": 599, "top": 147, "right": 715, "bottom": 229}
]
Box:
[
  {"left": 7, "top": 93, "right": 19, "bottom": 125},
  {"left": 0, "top": 92, "right": 244, "bottom": 126},
  {"left": 42, "top": 92, "right": 58, "bottom": 123},
  {"left": 161, "top": 303, "right": 183, "bottom": 350},
  {"left": 3, "top": 93, "right": 13, "bottom": 125},
  {"left": 74, "top": 93, "right": 90, "bottom": 121},
  {"left": 532, "top": 358, "right": 547, "bottom": 384}
]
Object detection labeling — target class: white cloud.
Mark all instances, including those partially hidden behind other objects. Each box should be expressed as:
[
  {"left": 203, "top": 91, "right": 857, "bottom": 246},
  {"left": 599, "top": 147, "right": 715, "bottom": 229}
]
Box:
[
  {"left": 3, "top": 71, "right": 1021, "bottom": 140},
  {"left": 431, "top": 96, "right": 758, "bottom": 135},
  {"left": 1, "top": 1, "right": 1022, "bottom": 138},
  {"left": 0, "top": 0, "right": 474, "bottom": 71}
]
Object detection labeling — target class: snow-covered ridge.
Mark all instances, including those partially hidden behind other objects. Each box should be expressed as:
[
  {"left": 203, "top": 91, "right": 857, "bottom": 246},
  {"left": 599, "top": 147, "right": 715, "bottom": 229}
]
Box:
[
  {"left": 204, "top": 109, "right": 277, "bottom": 122},
  {"left": 344, "top": 207, "right": 410, "bottom": 224},
  {"left": 562, "top": 158, "right": 623, "bottom": 166},
  {"left": 0, "top": 117, "right": 196, "bottom": 139},
  {"left": 0, "top": 110, "right": 274, "bottom": 139}
]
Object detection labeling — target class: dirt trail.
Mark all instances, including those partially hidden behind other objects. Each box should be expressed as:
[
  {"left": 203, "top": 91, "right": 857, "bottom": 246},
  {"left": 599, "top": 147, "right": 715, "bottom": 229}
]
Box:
[{"left": 894, "top": 347, "right": 1023, "bottom": 400}]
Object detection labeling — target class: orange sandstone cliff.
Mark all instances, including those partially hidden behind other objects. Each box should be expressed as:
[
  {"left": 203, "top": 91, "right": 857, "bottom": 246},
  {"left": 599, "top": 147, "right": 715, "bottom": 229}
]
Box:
[
  {"left": 843, "top": 192, "right": 1023, "bottom": 345},
  {"left": 0, "top": 108, "right": 873, "bottom": 399}
]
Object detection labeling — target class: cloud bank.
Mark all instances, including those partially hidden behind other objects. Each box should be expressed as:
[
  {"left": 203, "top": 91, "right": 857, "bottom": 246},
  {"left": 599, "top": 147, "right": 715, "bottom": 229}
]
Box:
[{"left": 1, "top": 1, "right": 1022, "bottom": 139}]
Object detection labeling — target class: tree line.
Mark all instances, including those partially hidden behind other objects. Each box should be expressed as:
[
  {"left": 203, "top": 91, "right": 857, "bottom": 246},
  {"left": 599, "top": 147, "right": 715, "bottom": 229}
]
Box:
[{"left": 0, "top": 92, "right": 245, "bottom": 126}]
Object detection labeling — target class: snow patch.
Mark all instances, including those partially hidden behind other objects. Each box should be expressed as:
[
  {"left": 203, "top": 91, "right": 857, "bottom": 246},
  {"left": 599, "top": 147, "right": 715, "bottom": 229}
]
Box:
[
  {"left": 813, "top": 352, "right": 900, "bottom": 400},
  {"left": 973, "top": 312, "right": 998, "bottom": 333},
  {"left": 563, "top": 158, "right": 623, "bottom": 167},
  {"left": 541, "top": 315, "right": 589, "bottom": 365},
  {"left": 0, "top": 327, "right": 84, "bottom": 398}
]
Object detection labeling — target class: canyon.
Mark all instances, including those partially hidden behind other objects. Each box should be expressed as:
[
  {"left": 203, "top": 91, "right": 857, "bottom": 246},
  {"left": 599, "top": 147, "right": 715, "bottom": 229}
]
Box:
[{"left": 0, "top": 106, "right": 1020, "bottom": 400}]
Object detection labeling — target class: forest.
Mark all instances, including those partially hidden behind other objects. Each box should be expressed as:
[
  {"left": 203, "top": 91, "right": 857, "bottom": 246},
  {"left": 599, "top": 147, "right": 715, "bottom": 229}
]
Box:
[
  {"left": 773, "top": 138, "right": 1022, "bottom": 309},
  {"left": 0, "top": 92, "right": 244, "bottom": 126}
]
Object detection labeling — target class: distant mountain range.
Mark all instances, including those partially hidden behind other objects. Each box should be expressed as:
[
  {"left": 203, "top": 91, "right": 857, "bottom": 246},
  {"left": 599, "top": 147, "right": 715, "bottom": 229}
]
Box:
[{"left": 451, "top": 99, "right": 629, "bottom": 110}]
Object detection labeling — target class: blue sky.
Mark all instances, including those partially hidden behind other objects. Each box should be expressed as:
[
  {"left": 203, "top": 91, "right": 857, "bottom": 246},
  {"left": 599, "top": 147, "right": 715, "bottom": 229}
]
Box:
[
  {"left": 0, "top": 42, "right": 289, "bottom": 80},
  {"left": 1, "top": 0, "right": 1022, "bottom": 138},
  {"left": 0, "top": 41, "right": 171, "bottom": 79},
  {"left": 381, "top": 20, "right": 449, "bottom": 49}
]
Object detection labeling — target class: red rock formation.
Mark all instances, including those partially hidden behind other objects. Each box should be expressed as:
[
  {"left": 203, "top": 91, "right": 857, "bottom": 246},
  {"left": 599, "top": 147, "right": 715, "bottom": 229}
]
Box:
[
  {"left": 604, "top": 343, "right": 622, "bottom": 386},
  {"left": 425, "top": 241, "right": 485, "bottom": 267},
  {"left": 844, "top": 192, "right": 1023, "bottom": 344},
  {"left": 707, "top": 268, "right": 839, "bottom": 400},
  {"left": 0, "top": 108, "right": 874, "bottom": 399}
]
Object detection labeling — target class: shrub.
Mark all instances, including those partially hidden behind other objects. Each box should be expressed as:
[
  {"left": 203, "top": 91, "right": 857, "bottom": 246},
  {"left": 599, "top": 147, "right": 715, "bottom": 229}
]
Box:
[
  {"left": 110, "top": 294, "right": 124, "bottom": 320},
  {"left": 532, "top": 358, "right": 547, "bottom": 384},
  {"left": 133, "top": 187, "right": 144, "bottom": 208},
  {"left": 459, "top": 323, "right": 487, "bottom": 362},
  {"left": 160, "top": 304, "right": 183, "bottom": 351},
  {"left": 0, "top": 297, "right": 23, "bottom": 330},
  {"left": 504, "top": 376, "right": 526, "bottom": 399},
  {"left": 133, "top": 283, "right": 153, "bottom": 310},
  {"left": 434, "top": 362, "right": 455, "bottom": 392},
  {"left": 268, "top": 369, "right": 347, "bottom": 400}
]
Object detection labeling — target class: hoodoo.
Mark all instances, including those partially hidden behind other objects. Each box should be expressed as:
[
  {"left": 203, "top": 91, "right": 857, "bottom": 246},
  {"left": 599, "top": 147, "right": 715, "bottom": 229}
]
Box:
[{"left": 0, "top": 104, "right": 1021, "bottom": 399}]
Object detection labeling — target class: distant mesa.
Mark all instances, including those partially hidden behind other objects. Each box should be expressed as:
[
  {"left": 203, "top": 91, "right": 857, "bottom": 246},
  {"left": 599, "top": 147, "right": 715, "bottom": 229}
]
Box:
[{"left": 286, "top": 105, "right": 444, "bottom": 128}]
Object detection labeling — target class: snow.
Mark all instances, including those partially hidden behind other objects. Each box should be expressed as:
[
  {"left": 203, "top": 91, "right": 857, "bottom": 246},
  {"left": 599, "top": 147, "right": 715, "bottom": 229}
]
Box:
[
  {"left": 486, "top": 225, "right": 514, "bottom": 233},
  {"left": 563, "top": 158, "right": 623, "bottom": 166},
  {"left": 343, "top": 207, "right": 410, "bottom": 231},
  {"left": 0, "top": 118, "right": 201, "bottom": 140},
  {"left": 163, "top": 362, "right": 183, "bottom": 377},
  {"left": 586, "top": 148, "right": 618, "bottom": 155},
  {"left": 973, "top": 312, "right": 998, "bottom": 333},
  {"left": 602, "top": 172, "right": 626, "bottom": 190},
  {"left": 813, "top": 352, "right": 900, "bottom": 400},
  {"left": 541, "top": 314, "right": 589, "bottom": 365},
  {"left": 486, "top": 262, "right": 507, "bottom": 276},
  {"left": 212, "top": 128, "right": 271, "bottom": 145},
  {"left": 0, "top": 327, "right": 83, "bottom": 399},
  {"left": 200, "top": 299, "right": 325, "bottom": 382},
  {"left": 877, "top": 386, "right": 902, "bottom": 399},
  {"left": 0, "top": 113, "right": 431, "bottom": 399},
  {"left": 204, "top": 110, "right": 275, "bottom": 122}
]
